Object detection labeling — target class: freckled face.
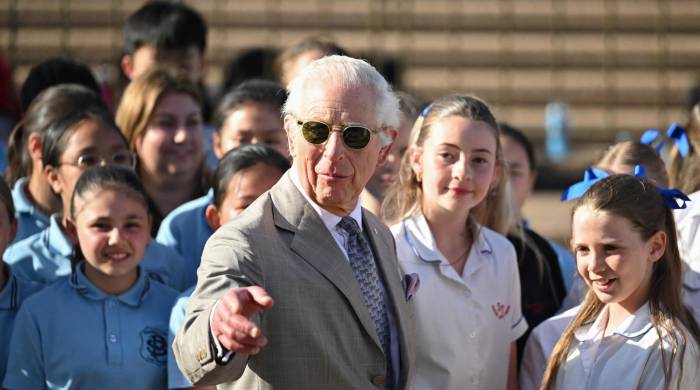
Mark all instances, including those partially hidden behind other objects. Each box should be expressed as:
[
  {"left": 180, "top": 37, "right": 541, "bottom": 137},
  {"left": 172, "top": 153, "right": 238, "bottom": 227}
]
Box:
[{"left": 285, "top": 82, "right": 391, "bottom": 215}]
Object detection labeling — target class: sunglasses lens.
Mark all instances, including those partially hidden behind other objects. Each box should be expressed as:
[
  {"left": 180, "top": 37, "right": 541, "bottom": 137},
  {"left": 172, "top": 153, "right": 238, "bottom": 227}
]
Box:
[
  {"left": 343, "top": 126, "right": 371, "bottom": 149},
  {"left": 301, "top": 121, "right": 329, "bottom": 144}
]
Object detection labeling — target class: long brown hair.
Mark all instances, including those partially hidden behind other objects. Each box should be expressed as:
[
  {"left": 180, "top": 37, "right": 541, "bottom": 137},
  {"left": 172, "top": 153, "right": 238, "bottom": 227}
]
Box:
[
  {"left": 668, "top": 104, "right": 700, "bottom": 194},
  {"left": 541, "top": 175, "right": 700, "bottom": 390},
  {"left": 382, "top": 94, "right": 514, "bottom": 234}
]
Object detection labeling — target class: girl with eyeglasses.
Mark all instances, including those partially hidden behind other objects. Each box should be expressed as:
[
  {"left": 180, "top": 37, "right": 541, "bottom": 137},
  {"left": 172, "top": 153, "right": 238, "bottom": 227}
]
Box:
[
  {"left": 4, "top": 98, "right": 187, "bottom": 291},
  {"left": 382, "top": 94, "right": 525, "bottom": 390},
  {"left": 4, "top": 166, "right": 178, "bottom": 390},
  {"left": 6, "top": 84, "right": 101, "bottom": 242}
]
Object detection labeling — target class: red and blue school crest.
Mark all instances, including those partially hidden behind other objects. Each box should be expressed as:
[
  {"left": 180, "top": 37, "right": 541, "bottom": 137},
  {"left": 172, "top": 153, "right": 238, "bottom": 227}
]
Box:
[{"left": 140, "top": 327, "right": 168, "bottom": 366}]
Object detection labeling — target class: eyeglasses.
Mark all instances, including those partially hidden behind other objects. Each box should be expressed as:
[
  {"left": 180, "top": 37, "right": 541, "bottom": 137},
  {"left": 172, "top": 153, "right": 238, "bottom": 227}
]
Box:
[
  {"left": 297, "top": 120, "right": 378, "bottom": 149},
  {"left": 59, "top": 151, "right": 136, "bottom": 170}
]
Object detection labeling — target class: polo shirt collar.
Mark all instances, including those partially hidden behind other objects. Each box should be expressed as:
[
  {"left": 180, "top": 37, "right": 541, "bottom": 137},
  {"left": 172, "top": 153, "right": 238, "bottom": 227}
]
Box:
[
  {"left": 0, "top": 267, "right": 19, "bottom": 310},
  {"left": 574, "top": 303, "right": 653, "bottom": 342},
  {"left": 403, "top": 212, "right": 492, "bottom": 264},
  {"left": 289, "top": 165, "right": 363, "bottom": 231},
  {"left": 11, "top": 177, "right": 49, "bottom": 222},
  {"left": 44, "top": 214, "right": 74, "bottom": 259},
  {"left": 69, "top": 263, "right": 150, "bottom": 307}
]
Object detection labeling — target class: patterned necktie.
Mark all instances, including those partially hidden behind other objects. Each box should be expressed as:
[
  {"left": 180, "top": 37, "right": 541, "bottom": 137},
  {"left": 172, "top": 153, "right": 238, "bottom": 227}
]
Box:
[{"left": 337, "top": 216, "right": 393, "bottom": 387}]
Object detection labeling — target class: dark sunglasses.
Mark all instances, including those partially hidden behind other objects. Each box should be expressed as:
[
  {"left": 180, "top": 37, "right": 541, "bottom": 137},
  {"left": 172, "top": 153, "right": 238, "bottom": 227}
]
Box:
[{"left": 297, "top": 120, "right": 378, "bottom": 149}]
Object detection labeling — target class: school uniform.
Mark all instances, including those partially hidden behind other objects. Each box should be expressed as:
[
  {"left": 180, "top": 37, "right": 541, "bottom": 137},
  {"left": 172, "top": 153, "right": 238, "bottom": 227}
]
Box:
[
  {"left": 11, "top": 177, "right": 50, "bottom": 242},
  {"left": 3, "top": 214, "right": 188, "bottom": 291},
  {"left": 519, "top": 305, "right": 579, "bottom": 390},
  {"left": 0, "top": 264, "right": 43, "bottom": 384},
  {"left": 554, "top": 303, "right": 700, "bottom": 389},
  {"left": 683, "top": 268, "right": 700, "bottom": 325},
  {"left": 392, "top": 212, "right": 527, "bottom": 390},
  {"left": 676, "top": 189, "right": 700, "bottom": 269},
  {"left": 156, "top": 191, "right": 213, "bottom": 288},
  {"left": 3, "top": 263, "right": 178, "bottom": 390},
  {"left": 167, "top": 287, "right": 193, "bottom": 389}
]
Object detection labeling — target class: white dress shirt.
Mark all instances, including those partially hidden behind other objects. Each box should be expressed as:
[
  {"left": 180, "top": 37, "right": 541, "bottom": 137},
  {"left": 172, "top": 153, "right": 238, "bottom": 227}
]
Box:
[
  {"left": 392, "top": 212, "right": 527, "bottom": 390},
  {"left": 555, "top": 303, "right": 700, "bottom": 389}
]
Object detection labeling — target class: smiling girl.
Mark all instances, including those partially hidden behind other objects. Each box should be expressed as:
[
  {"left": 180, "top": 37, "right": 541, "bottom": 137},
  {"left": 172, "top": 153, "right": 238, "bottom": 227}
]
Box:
[
  {"left": 541, "top": 174, "right": 700, "bottom": 389},
  {"left": 4, "top": 99, "right": 186, "bottom": 290},
  {"left": 383, "top": 94, "right": 525, "bottom": 390},
  {"left": 3, "top": 166, "right": 178, "bottom": 390}
]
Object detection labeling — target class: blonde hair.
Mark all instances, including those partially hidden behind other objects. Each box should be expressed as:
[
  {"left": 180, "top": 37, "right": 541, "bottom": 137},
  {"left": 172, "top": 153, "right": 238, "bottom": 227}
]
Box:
[
  {"left": 115, "top": 67, "right": 201, "bottom": 150},
  {"left": 668, "top": 104, "right": 700, "bottom": 194},
  {"left": 541, "top": 175, "right": 700, "bottom": 390},
  {"left": 382, "top": 94, "right": 514, "bottom": 234},
  {"left": 596, "top": 140, "right": 669, "bottom": 187}
]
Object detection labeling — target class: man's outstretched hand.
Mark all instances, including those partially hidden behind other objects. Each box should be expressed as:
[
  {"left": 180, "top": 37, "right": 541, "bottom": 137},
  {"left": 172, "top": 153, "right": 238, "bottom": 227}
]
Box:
[{"left": 211, "top": 286, "right": 273, "bottom": 355}]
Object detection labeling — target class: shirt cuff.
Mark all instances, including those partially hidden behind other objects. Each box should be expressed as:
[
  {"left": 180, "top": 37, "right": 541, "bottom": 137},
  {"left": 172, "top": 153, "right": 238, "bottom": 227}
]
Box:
[{"left": 209, "top": 299, "right": 234, "bottom": 365}]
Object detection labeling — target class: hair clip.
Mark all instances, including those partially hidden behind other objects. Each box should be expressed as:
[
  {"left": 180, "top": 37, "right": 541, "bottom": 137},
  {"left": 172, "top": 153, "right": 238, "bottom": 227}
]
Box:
[
  {"left": 420, "top": 104, "right": 432, "bottom": 118},
  {"left": 640, "top": 129, "right": 665, "bottom": 155},
  {"left": 560, "top": 167, "right": 609, "bottom": 201},
  {"left": 633, "top": 164, "right": 646, "bottom": 178},
  {"left": 658, "top": 188, "right": 691, "bottom": 210},
  {"left": 667, "top": 122, "right": 690, "bottom": 158}
]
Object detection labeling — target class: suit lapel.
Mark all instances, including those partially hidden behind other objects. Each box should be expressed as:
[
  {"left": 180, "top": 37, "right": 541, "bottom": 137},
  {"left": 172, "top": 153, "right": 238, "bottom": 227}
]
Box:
[{"left": 271, "top": 174, "right": 382, "bottom": 350}]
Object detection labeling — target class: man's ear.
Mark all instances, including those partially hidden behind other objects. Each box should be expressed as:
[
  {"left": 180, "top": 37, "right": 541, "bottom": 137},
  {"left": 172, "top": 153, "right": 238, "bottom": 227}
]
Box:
[
  {"left": 27, "top": 133, "right": 43, "bottom": 162},
  {"left": 121, "top": 55, "right": 135, "bottom": 80},
  {"left": 44, "top": 165, "right": 63, "bottom": 195},
  {"left": 283, "top": 115, "right": 296, "bottom": 159},
  {"left": 376, "top": 128, "right": 398, "bottom": 166},
  {"left": 648, "top": 230, "right": 667, "bottom": 263},
  {"left": 65, "top": 217, "right": 79, "bottom": 246},
  {"left": 205, "top": 204, "right": 221, "bottom": 231}
]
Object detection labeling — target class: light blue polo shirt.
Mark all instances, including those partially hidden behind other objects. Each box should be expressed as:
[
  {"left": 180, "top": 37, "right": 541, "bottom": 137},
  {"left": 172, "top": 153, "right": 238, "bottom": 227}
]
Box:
[
  {"left": 156, "top": 191, "right": 213, "bottom": 288},
  {"left": 167, "top": 286, "right": 194, "bottom": 389},
  {"left": 3, "top": 263, "right": 178, "bottom": 390},
  {"left": 4, "top": 214, "right": 188, "bottom": 291},
  {"left": 11, "top": 177, "right": 50, "bottom": 242},
  {"left": 0, "top": 264, "right": 43, "bottom": 384}
]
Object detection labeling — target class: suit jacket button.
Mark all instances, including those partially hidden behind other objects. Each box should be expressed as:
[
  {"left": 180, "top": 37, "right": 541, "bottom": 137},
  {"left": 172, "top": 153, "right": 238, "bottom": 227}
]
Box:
[{"left": 372, "top": 375, "right": 386, "bottom": 386}]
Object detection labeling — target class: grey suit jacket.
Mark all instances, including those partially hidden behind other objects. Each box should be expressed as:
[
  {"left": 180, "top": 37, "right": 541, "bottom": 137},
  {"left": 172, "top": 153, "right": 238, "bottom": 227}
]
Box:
[{"left": 173, "top": 173, "right": 415, "bottom": 389}]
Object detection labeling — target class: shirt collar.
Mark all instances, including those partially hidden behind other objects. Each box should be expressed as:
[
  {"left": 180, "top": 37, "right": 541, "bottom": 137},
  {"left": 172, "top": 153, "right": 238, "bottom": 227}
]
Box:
[
  {"left": 69, "top": 262, "right": 150, "bottom": 307},
  {"left": 402, "top": 212, "right": 492, "bottom": 264},
  {"left": 574, "top": 303, "right": 653, "bottom": 342},
  {"left": 11, "top": 177, "right": 49, "bottom": 222},
  {"left": 0, "top": 266, "right": 19, "bottom": 310},
  {"left": 289, "top": 165, "right": 363, "bottom": 231},
  {"left": 45, "top": 214, "right": 74, "bottom": 259}
]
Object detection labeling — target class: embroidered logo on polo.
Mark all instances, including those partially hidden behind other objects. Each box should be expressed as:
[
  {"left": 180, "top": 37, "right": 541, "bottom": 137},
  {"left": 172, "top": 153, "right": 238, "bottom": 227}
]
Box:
[
  {"left": 491, "top": 302, "right": 510, "bottom": 319},
  {"left": 140, "top": 327, "right": 168, "bottom": 366}
]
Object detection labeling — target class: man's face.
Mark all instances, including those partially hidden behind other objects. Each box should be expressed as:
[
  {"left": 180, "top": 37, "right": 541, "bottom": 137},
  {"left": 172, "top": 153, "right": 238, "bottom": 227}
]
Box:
[
  {"left": 122, "top": 45, "right": 203, "bottom": 83},
  {"left": 365, "top": 113, "right": 412, "bottom": 198},
  {"left": 284, "top": 82, "right": 394, "bottom": 215}
]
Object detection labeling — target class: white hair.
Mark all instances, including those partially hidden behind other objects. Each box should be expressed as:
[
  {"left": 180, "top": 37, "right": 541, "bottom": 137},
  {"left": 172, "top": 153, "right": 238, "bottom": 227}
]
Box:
[{"left": 282, "top": 55, "right": 399, "bottom": 145}]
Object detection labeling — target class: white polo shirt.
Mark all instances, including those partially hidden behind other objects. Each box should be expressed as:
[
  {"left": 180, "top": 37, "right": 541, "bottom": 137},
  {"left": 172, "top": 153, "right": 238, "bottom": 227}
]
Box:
[
  {"left": 520, "top": 305, "right": 579, "bottom": 390},
  {"left": 391, "top": 212, "right": 527, "bottom": 390},
  {"left": 555, "top": 303, "right": 700, "bottom": 390},
  {"left": 675, "top": 189, "right": 700, "bottom": 270}
]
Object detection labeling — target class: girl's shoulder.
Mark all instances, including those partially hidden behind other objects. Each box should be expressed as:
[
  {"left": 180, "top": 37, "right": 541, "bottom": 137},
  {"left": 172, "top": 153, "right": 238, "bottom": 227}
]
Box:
[
  {"left": 16, "top": 277, "right": 73, "bottom": 316},
  {"left": 475, "top": 224, "right": 516, "bottom": 260}
]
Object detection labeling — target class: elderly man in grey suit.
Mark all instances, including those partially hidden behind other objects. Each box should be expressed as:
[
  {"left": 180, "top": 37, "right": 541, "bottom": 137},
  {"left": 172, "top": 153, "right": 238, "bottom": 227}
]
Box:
[{"left": 174, "top": 55, "right": 415, "bottom": 389}]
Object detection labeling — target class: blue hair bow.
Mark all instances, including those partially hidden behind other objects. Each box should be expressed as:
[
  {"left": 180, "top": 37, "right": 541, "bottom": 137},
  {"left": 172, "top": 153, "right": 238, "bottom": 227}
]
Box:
[
  {"left": 640, "top": 122, "right": 690, "bottom": 157},
  {"left": 560, "top": 167, "right": 609, "bottom": 201},
  {"left": 420, "top": 104, "right": 432, "bottom": 118},
  {"left": 561, "top": 164, "right": 691, "bottom": 210}
]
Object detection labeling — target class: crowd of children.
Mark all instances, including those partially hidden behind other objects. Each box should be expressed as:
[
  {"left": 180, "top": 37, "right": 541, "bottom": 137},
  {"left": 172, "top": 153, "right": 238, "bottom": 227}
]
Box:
[{"left": 1, "top": 1, "right": 700, "bottom": 389}]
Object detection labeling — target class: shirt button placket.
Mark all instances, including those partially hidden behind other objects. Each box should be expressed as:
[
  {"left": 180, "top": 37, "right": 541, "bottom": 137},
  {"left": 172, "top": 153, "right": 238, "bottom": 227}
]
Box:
[{"left": 105, "top": 299, "right": 123, "bottom": 365}]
